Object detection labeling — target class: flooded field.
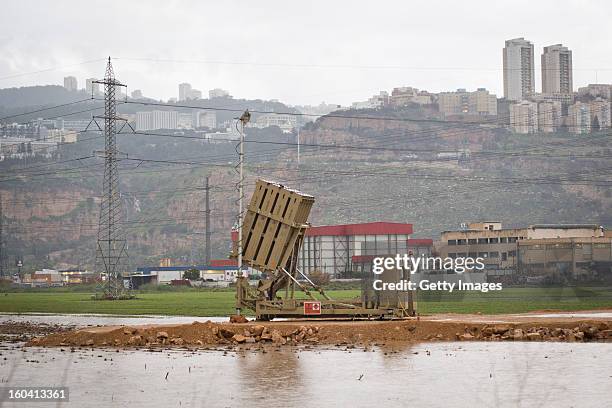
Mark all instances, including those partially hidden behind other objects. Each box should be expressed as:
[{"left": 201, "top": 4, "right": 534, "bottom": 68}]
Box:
[
  {"left": 1, "top": 313, "right": 611, "bottom": 407},
  {"left": 0, "top": 341, "right": 610, "bottom": 407}
]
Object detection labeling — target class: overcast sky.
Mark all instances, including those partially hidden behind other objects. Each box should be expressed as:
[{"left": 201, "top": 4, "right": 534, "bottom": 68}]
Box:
[{"left": 1, "top": 0, "right": 611, "bottom": 106}]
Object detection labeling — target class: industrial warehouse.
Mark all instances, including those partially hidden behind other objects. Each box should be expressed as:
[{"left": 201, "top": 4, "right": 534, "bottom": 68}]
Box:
[{"left": 13, "top": 219, "right": 612, "bottom": 289}]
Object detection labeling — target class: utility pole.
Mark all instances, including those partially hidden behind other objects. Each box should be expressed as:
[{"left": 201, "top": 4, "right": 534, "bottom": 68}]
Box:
[
  {"left": 205, "top": 176, "right": 211, "bottom": 265},
  {"left": 0, "top": 192, "right": 4, "bottom": 277},
  {"left": 237, "top": 110, "right": 250, "bottom": 281},
  {"left": 93, "top": 57, "right": 131, "bottom": 299}
]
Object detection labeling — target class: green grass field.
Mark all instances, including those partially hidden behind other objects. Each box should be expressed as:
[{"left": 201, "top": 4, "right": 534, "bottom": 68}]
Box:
[{"left": 0, "top": 287, "right": 611, "bottom": 316}]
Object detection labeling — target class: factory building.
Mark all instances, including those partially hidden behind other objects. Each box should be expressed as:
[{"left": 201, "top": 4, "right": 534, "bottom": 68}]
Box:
[
  {"left": 133, "top": 260, "right": 253, "bottom": 287},
  {"left": 518, "top": 237, "right": 612, "bottom": 281},
  {"left": 435, "top": 222, "right": 609, "bottom": 281},
  {"left": 298, "top": 222, "right": 414, "bottom": 278}
]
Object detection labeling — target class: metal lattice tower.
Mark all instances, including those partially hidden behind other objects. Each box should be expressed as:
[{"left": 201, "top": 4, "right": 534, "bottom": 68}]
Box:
[{"left": 94, "top": 57, "right": 131, "bottom": 299}]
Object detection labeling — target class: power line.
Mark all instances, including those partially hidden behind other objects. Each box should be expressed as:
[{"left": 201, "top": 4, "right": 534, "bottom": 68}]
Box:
[
  {"left": 0, "top": 98, "right": 94, "bottom": 122},
  {"left": 114, "top": 56, "right": 612, "bottom": 72},
  {"left": 0, "top": 58, "right": 107, "bottom": 81}
]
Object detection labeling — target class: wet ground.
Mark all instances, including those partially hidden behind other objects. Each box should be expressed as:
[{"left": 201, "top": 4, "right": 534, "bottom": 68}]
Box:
[
  {"left": 1, "top": 312, "right": 611, "bottom": 407},
  {"left": 3, "top": 309, "right": 612, "bottom": 328},
  {"left": 0, "top": 340, "right": 610, "bottom": 407},
  {"left": 0, "top": 313, "right": 227, "bottom": 327}
]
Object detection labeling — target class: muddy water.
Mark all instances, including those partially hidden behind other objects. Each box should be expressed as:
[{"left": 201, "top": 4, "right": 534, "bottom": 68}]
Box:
[{"left": 0, "top": 342, "right": 610, "bottom": 407}]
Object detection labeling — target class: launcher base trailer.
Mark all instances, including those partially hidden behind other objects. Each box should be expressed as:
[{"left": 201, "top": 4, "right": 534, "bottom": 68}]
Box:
[
  {"left": 235, "top": 264, "right": 414, "bottom": 320},
  {"left": 233, "top": 179, "right": 414, "bottom": 320}
]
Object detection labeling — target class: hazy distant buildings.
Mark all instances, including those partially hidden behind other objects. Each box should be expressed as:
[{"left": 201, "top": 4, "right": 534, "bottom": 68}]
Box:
[
  {"left": 205, "top": 126, "right": 240, "bottom": 143},
  {"left": 136, "top": 111, "right": 178, "bottom": 131},
  {"left": 352, "top": 91, "right": 389, "bottom": 109},
  {"left": 438, "top": 88, "right": 497, "bottom": 116},
  {"left": 193, "top": 111, "right": 217, "bottom": 129},
  {"left": 189, "top": 89, "right": 202, "bottom": 99},
  {"left": 178, "top": 83, "right": 202, "bottom": 100},
  {"left": 85, "top": 78, "right": 99, "bottom": 95},
  {"left": 63, "top": 76, "right": 78, "bottom": 92},
  {"left": 567, "top": 98, "right": 611, "bottom": 134},
  {"left": 293, "top": 102, "right": 343, "bottom": 119},
  {"left": 178, "top": 83, "right": 192, "bottom": 101},
  {"left": 389, "top": 87, "right": 433, "bottom": 106},
  {"left": 541, "top": 44, "right": 573, "bottom": 95},
  {"left": 46, "top": 129, "right": 78, "bottom": 144},
  {"left": 568, "top": 102, "right": 591, "bottom": 134},
  {"left": 178, "top": 113, "right": 193, "bottom": 128},
  {"left": 503, "top": 38, "right": 535, "bottom": 101},
  {"left": 537, "top": 101, "right": 563, "bottom": 133},
  {"left": 509, "top": 100, "right": 538, "bottom": 134},
  {"left": 209, "top": 88, "right": 230, "bottom": 99},
  {"left": 209, "top": 88, "right": 229, "bottom": 99},
  {"left": 578, "top": 84, "right": 612, "bottom": 100},
  {"left": 438, "top": 90, "right": 468, "bottom": 115},
  {"left": 254, "top": 113, "right": 297, "bottom": 132},
  {"left": 131, "top": 89, "right": 143, "bottom": 99},
  {"left": 589, "top": 98, "right": 611, "bottom": 129},
  {"left": 56, "top": 118, "right": 91, "bottom": 132}
]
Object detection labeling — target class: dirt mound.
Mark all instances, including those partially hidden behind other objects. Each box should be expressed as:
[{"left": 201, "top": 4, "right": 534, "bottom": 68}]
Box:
[{"left": 28, "top": 319, "right": 612, "bottom": 349}]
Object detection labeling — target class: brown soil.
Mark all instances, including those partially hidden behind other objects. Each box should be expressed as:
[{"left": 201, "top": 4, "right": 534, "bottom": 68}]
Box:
[{"left": 27, "top": 312, "right": 612, "bottom": 349}]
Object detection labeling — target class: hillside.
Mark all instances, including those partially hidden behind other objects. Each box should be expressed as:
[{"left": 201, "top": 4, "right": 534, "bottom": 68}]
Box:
[{"left": 1, "top": 102, "right": 611, "bottom": 272}]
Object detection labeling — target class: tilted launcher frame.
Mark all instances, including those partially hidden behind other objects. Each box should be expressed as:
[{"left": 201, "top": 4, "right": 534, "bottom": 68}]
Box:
[{"left": 233, "top": 179, "right": 413, "bottom": 320}]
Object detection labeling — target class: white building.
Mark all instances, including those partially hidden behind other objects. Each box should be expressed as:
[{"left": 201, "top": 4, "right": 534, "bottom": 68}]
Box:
[
  {"left": 567, "top": 99, "right": 611, "bottom": 134},
  {"left": 503, "top": 38, "right": 535, "bottom": 101},
  {"left": 537, "top": 101, "right": 563, "bottom": 133},
  {"left": 541, "top": 44, "right": 573, "bottom": 95},
  {"left": 136, "top": 110, "right": 179, "bottom": 131},
  {"left": 56, "top": 119, "right": 91, "bottom": 131},
  {"left": 255, "top": 113, "right": 297, "bottom": 132},
  {"left": 46, "top": 129, "right": 78, "bottom": 143},
  {"left": 178, "top": 113, "right": 194, "bottom": 129},
  {"left": 578, "top": 84, "right": 612, "bottom": 100},
  {"left": 189, "top": 89, "right": 202, "bottom": 99},
  {"left": 193, "top": 111, "right": 217, "bottom": 129},
  {"left": 589, "top": 98, "right": 611, "bottom": 130},
  {"left": 205, "top": 126, "right": 241, "bottom": 143},
  {"left": 209, "top": 88, "right": 230, "bottom": 99},
  {"left": 509, "top": 100, "right": 539, "bottom": 134},
  {"left": 438, "top": 88, "right": 497, "bottom": 116},
  {"left": 63, "top": 76, "right": 77, "bottom": 92},
  {"left": 568, "top": 102, "right": 591, "bottom": 134},
  {"left": 352, "top": 91, "right": 389, "bottom": 110},
  {"left": 178, "top": 83, "right": 192, "bottom": 101},
  {"left": 85, "top": 78, "right": 100, "bottom": 95},
  {"left": 390, "top": 87, "right": 434, "bottom": 106}
]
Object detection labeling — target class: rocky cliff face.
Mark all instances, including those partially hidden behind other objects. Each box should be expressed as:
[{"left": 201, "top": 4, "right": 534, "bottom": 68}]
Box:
[{"left": 2, "top": 107, "right": 611, "bottom": 272}]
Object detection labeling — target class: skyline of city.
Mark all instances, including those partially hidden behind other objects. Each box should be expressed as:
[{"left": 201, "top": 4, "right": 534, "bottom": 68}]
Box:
[
  {"left": 2, "top": 1, "right": 611, "bottom": 106},
  {"left": 32, "top": 37, "right": 604, "bottom": 112}
]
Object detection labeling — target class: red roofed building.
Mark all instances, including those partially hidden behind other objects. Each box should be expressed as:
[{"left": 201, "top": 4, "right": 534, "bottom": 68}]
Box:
[
  {"left": 210, "top": 259, "right": 238, "bottom": 267},
  {"left": 299, "top": 222, "right": 413, "bottom": 277}
]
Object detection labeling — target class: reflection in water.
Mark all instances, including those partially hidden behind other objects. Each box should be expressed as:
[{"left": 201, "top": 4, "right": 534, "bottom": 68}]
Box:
[
  {"left": 236, "top": 347, "right": 304, "bottom": 402},
  {"left": 0, "top": 342, "right": 610, "bottom": 407}
]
